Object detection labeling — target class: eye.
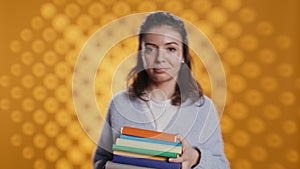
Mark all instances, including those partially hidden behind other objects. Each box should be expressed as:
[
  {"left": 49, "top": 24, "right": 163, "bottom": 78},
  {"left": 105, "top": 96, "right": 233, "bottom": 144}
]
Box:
[
  {"left": 167, "top": 47, "right": 176, "bottom": 52},
  {"left": 144, "top": 48, "right": 156, "bottom": 55}
]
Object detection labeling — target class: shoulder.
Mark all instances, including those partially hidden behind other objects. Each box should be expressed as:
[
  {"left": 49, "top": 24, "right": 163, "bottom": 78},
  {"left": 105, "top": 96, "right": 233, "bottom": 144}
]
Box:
[
  {"left": 183, "top": 95, "right": 214, "bottom": 108},
  {"left": 111, "top": 89, "right": 129, "bottom": 101},
  {"left": 109, "top": 89, "right": 143, "bottom": 109},
  {"left": 202, "top": 95, "right": 214, "bottom": 107},
  {"left": 108, "top": 90, "right": 129, "bottom": 108},
  {"left": 199, "top": 95, "right": 217, "bottom": 114}
]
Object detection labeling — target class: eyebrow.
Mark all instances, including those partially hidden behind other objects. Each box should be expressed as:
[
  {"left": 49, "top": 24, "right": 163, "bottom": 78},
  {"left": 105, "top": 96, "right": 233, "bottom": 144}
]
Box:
[{"left": 144, "top": 42, "right": 179, "bottom": 47}]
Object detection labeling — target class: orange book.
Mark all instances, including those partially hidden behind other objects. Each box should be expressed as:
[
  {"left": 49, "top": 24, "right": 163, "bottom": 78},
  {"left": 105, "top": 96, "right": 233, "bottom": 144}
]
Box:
[{"left": 121, "top": 126, "right": 177, "bottom": 142}]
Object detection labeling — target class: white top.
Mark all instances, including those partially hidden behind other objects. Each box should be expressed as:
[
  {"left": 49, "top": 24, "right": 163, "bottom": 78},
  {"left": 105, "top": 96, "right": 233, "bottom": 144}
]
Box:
[{"left": 145, "top": 99, "right": 178, "bottom": 132}]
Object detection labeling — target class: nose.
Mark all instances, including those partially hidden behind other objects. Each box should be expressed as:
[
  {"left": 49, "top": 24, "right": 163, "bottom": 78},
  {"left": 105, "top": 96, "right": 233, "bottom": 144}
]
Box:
[{"left": 156, "top": 49, "right": 165, "bottom": 62}]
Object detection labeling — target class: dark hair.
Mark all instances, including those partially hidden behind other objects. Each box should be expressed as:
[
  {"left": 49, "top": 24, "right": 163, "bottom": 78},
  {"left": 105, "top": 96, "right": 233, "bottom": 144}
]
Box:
[{"left": 127, "top": 11, "right": 203, "bottom": 105}]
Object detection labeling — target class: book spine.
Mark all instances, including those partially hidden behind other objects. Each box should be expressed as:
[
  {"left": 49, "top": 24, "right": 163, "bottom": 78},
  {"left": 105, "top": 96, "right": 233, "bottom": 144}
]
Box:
[
  {"left": 113, "top": 155, "right": 180, "bottom": 169},
  {"left": 116, "top": 138, "right": 182, "bottom": 154},
  {"left": 105, "top": 161, "right": 155, "bottom": 169},
  {"left": 112, "top": 144, "right": 178, "bottom": 158},
  {"left": 121, "top": 126, "right": 176, "bottom": 142},
  {"left": 120, "top": 134, "right": 182, "bottom": 146}
]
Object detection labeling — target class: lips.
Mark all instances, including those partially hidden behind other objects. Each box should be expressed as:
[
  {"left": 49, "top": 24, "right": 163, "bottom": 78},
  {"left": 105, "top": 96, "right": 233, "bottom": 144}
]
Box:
[{"left": 153, "top": 68, "right": 167, "bottom": 73}]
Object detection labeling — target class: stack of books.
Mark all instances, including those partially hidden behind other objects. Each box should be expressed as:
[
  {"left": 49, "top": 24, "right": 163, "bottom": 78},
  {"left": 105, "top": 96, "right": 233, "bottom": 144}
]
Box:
[{"left": 105, "top": 126, "right": 182, "bottom": 169}]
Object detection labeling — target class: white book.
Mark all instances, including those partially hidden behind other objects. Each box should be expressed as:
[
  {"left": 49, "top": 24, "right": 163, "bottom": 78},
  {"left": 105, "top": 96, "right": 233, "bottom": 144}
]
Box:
[{"left": 116, "top": 138, "right": 182, "bottom": 154}]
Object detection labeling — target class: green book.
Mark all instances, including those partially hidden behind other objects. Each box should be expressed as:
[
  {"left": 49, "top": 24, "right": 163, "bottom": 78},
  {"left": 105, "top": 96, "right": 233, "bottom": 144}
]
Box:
[{"left": 112, "top": 144, "right": 178, "bottom": 158}]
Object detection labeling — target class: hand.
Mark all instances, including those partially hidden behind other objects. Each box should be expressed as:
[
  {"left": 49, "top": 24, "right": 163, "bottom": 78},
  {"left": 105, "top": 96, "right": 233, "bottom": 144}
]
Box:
[{"left": 169, "top": 135, "right": 200, "bottom": 169}]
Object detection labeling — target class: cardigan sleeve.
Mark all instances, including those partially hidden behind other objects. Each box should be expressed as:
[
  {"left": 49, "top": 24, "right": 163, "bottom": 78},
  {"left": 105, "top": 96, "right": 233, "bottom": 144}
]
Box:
[
  {"left": 192, "top": 101, "right": 230, "bottom": 169},
  {"left": 192, "top": 127, "right": 230, "bottom": 169},
  {"left": 92, "top": 103, "right": 114, "bottom": 169}
]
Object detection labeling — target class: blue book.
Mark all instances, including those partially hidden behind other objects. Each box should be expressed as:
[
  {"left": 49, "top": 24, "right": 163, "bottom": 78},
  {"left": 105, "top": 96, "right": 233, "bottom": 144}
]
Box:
[
  {"left": 113, "top": 154, "right": 180, "bottom": 169},
  {"left": 120, "top": 134, "right": 182, "bottom": 147}
]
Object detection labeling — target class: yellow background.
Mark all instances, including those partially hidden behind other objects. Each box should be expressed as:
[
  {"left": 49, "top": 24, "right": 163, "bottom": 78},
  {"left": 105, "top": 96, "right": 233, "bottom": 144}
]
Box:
[{"left": 0, "top": 0, "right": 299, "bottom": 169}]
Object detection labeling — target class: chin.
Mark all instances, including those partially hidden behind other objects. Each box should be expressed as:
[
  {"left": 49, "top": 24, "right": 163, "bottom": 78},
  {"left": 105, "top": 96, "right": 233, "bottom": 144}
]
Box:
[{"left": 150, "top": 76, "right": 175, "bottom": 83}]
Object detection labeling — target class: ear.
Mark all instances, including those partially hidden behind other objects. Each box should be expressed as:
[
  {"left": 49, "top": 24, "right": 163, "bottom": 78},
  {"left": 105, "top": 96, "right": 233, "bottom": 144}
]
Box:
[{"left": 180, "top": 56, "right": 185, "bottom": 63}]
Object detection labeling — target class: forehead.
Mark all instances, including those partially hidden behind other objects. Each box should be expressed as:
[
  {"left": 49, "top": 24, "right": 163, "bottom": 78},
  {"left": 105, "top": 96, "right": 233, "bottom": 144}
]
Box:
[{"left": 143, "top": 25, "right": 182, "bottom": 44}]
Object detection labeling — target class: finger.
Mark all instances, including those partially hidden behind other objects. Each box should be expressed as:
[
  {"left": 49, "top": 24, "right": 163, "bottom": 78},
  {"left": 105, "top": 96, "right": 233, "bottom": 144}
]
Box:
[
  {"left": 168, "top": 156, "right": 187, "bottom": 163},
  {"left": 176, "top": 135, "right": 190, "bottom": 153},
  {"left": 176, "top": 134, "right": 184, "bottom": 142},
  {"left": 176, "top": 134, "right": 189, "bottom": 145},
  {"left": 181, "top": 138, "right": 189, "bottom": 146}
]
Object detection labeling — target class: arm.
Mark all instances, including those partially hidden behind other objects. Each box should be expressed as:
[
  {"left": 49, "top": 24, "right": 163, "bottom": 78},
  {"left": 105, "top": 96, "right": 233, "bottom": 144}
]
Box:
[
  {"left": 192, "top": 126, "right": 230, "bottom": 169},
  {"left": 168, "top": 131, "right": 229, "bottom": 169},
  {"left": 192, "top": 101, "right": 230, "bottom": 169},
  {"left": 93, "top": 104, "right": 114, "bottom": 169},
  {"left": 169, "top": 135, "right": 201, "bottom": 169},
  {"left": 93, "top": 146, "right": 113, "bottom": 169},
  {"left": 170, "top": 100, "right": 230, "bottom": 169}
]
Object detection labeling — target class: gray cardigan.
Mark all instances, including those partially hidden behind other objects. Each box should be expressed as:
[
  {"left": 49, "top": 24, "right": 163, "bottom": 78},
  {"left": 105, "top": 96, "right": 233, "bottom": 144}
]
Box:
[{"left": 93, "top": 90, "right": 230, "bottom": 169}]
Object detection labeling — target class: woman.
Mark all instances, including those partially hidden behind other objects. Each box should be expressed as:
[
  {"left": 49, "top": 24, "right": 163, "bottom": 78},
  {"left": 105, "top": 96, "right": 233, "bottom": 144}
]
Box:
[{"left": 93, "top": 11, "right": 230, "bottom": 169}]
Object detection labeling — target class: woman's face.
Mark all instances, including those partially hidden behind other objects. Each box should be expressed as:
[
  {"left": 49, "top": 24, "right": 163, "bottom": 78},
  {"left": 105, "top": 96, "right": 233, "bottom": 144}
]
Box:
[{"left": 141, "top": 25, "right": 183, "bottom": 85}]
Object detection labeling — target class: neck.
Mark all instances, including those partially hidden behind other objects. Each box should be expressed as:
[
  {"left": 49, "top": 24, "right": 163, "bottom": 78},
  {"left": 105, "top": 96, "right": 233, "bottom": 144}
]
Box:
[{"left": 148, "top": 79, "right": 177, "bottom": 101}]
